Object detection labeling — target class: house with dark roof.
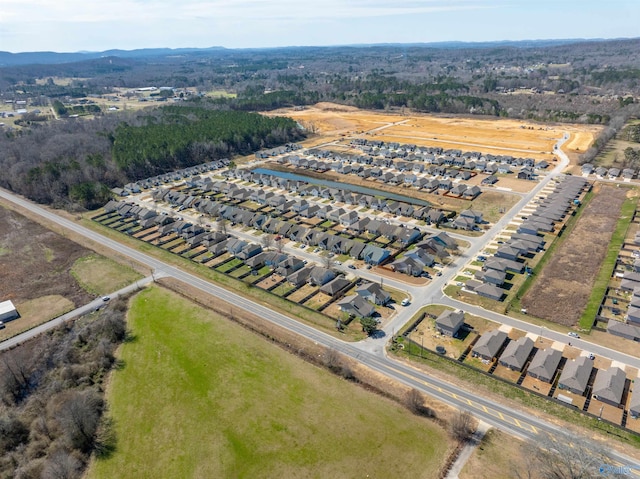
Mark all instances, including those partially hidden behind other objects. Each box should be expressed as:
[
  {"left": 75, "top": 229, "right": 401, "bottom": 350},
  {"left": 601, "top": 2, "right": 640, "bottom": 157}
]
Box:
[
  {"left": 361, "top": 245, "right": 390, "bottom": 265},
  {"left": 474, "top": 269, "right": 506, "bottom": 286},
  {"left": 355, "top": 282, "right": 391, "bottom": 305},
  {"left": 287, "top": 266, "right": 314, "bottom": 286},
  {"left": 558, "top": 356, "right": 593, "bottom": 395},
  {"left": 607, "top": 319, "right": 640, "bottom": 341},
  {"left": 320, "top": 277, "right": 351, "bottom": 296},
  {"left": 475, "top": 283, "right": 505, "bottom": 301},
  {"left": 337, "top": 294, "right": 375, "bottom": 318},
  {"left": 435, "top": 310, "right": 465, "bottom": 337},
  {"left": 498, "top": 337, "right": 534, "bottom": 372},
  {"left": 592, "top": 367, "right": 626, "bottom": 407},
  {"left": 630, "top": 389, "right": 640, "bottom": 418},
  {"left": 472, "top": 330, "right": 508, "bottom": 361},
  {"left": 527, "top": 348, "right": 562, "bottom": 383},
  {"left": 308, "top": 266, "right": 336, "bottom": 286}
]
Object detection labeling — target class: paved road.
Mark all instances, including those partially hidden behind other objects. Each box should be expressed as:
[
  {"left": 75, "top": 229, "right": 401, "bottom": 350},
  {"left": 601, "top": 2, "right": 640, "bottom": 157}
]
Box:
[
  {"left": 1, "top": 183, "right": 639, "bottom": 469},
  {"left": 0, "top": 276, "right": 156, "bottom": 352}
]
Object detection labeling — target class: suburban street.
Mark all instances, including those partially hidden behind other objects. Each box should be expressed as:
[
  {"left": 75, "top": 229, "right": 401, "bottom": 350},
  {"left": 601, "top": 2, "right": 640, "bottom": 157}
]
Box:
[{"left": 1, "top": 147, "right": 640, "bottom": 469}]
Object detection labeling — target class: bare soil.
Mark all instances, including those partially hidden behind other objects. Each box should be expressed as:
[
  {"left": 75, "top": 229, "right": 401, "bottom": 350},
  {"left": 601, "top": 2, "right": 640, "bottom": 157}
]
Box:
[
  {"left": 521, "top": 185, "right": 628, "bottom": 326},
  {"left": 0, "top": 205, "right": 94, "bottom": 307}
]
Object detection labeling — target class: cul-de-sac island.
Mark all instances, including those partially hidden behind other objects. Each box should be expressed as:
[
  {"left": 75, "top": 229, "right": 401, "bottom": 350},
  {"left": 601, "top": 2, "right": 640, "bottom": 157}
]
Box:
[{"left": 2, "top": 35, "right": 640, "bottom": 479}]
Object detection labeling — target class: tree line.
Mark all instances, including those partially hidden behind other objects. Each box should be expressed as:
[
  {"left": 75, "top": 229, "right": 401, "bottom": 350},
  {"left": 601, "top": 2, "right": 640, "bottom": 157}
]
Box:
[
  {"left": 0, "top": 300, "right": 129, "bottom": 479},
  {"left": 0, "top": 105, "right": 304, "bottom": 209}
]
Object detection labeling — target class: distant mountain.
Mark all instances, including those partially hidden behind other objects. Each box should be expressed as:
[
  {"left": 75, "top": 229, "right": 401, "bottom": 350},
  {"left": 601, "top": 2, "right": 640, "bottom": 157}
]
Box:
[
  {"left": 0, "top": 38, "right": 637, "bottom": 67},
  {"left": 0, "top": 47, "right": 228, "bottom": 67}
]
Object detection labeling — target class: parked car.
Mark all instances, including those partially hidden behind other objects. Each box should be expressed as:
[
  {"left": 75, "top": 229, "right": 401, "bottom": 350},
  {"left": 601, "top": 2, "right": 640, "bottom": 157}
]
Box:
[
  {"left": 567, "top": 332, "right": 580, "bottom": 338},
  {"left": 436, "top": 345, "right": 446, "bottom": 355},
  {"left": 401, "top": 298, "right": 410, "bottom": 306},
  {"left": 586, "top": 352, "right": 595, "bottom": 360},
  {"left": 348, "top": 264, "right": 356, "bottom": 269},
  {"left": 102, "top": 296, "right": 111, "bottom": 302}
]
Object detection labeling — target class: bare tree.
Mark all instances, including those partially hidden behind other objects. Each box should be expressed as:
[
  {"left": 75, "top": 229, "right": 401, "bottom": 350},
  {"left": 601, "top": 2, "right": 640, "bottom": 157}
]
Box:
[
  {"left": 449, "top": 410, "right": 475, "bottom": 442},
  {"left": 216, "top": 218, "right": 228, "bottom": 235},
  {"left": 261, "top": 233, "right": 275, "bottom": 250},
  {"left": 56, "top": 389, "right": 103, "bottom": 453},
  {"left": 404, "top": 388, "right": 435, "bottom": 417},
  {"left": 275, "top": 238, "right": 284, "bottom": 253},
  {"left": 322, "top": 254, "right": 334, "bottom": 269},
  {"left": 41, "top": 450, "right": 82, "bottom": 479},
  {"left": 513, "top": 432, "right": 615, "bottom": 479}
]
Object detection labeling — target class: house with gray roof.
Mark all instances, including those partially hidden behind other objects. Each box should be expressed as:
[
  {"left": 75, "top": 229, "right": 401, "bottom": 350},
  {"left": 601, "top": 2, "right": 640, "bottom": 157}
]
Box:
[
  {"left": 607, "top": 319, "right": 640, "bottom": 341},
  {"left": 337, "top": 294, "right": 375, "bottom": 318},
  {"left": 355, "top": 282, "right": 391, "bottom": 305},
  {"left": 498, "top": 337, "right": 534, "bottom": 372},
  {"left": 320, "top": 277, "right": 351, "bottom": 296},
  {"left": 475, "top": 283, "right": 505, "bottom": 301},
  {"left": 472, "top": 330, "right": 508, "bottom": 361},
  {"left": 435, "top": 310, "right": 465, "bottom": 337},
  {"left": 361, "top": 245, "right": 390, "bottom": 265},
  {"left": 558, "top": 356, "right": 593, "bottom": 395},
  {"left": 308, "top": 266, "right": 336, "bottom": 286},
  {"left": 592, "top": 367, "right": 626, "bottom": 407},
  {"left": 630, "top": 389, "right": 640, "bottom": 418},
  {"left": 287, "top": 266, "right": 314, "bottom": 286},
  {"left": 527, "top": 348, "right": 562, "bottom": 383}
]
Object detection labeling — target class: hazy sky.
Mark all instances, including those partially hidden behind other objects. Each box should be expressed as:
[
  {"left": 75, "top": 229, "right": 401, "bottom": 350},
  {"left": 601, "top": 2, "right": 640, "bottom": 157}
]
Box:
[{"left": 1, "top": 0, "right": 638, "bottom": 53}]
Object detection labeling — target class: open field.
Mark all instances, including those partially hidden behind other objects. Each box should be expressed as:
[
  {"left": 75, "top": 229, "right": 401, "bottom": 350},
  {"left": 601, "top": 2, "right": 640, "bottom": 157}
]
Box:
[
  {"left": 521, "top": 185, "right": 631, "bottom": 327},
  {"left": 71, "top": 253, "right": 142, "bottom": 296},
  {"left": 0, "top": 294, "right": 74, "bottom": 341},
  {"left": 88, "top": 286, "right": 451, "bottom": 479},
  {"left": 0, "top": 204, "right": 93, "bottom": 308},
  {"left": 266, "top": 102, "right": 599, "bottom": 161},
  {"left": 460, "top": 429, "right": 526, "bottom": 479}
]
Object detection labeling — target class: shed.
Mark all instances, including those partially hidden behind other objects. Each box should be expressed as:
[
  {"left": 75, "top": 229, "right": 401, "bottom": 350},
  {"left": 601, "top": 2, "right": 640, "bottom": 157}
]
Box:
[{"left": 0, "top": 300, "right": 18, "bottom": 322}]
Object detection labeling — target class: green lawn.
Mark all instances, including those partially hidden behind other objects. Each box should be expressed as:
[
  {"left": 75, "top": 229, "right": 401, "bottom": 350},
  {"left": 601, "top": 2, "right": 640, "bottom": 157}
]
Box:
[
  {"left": 71, "top": 254, "right": 143, "bottom": 296},
  {"left": 87, "top": 287, "right": 450, "bottom": 479}
]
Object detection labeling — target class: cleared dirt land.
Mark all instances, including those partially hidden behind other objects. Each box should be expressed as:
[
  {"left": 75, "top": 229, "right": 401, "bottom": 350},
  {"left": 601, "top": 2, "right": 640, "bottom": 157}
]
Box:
[
  {"left": 0, "top": 205, "right": 93, "bottom": 310},
  {"left": 87, "top": 287, "right": 451, "bottom": 479},
  {"left": 266, "top": 102, "right": 600, "bottom": 161},
  {"left": 521, "top": 185, "right": 629, "bottom": 326},
  {"left": 0, "top": 205, "right": 141, "bottom": 339}
]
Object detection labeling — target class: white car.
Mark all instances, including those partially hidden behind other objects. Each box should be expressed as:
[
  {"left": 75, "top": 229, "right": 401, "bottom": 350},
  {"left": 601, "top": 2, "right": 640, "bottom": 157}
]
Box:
[
  {"left": 567, "top": 332, "right": 579, "bottom": 338},
  {"left": 401, "top": 298, "right": 410, "bottom": 306}
]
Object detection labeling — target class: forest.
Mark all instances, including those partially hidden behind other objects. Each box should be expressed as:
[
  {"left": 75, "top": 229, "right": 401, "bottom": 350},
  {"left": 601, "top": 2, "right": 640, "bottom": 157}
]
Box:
[
  {"left": 0, "top": 106, "right": 303, "bottom": 209},
  {"left": 0, "top": 300, "right": 128, "bottom": 479}
]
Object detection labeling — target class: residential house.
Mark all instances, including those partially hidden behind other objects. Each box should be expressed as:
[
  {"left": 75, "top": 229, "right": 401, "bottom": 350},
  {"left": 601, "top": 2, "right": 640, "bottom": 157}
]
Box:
[
  {"left": 361, "top": 245, "right": 390, "bottom": 265},
  {"left": 340, "top": 210, "right": 359, "bottom": 226},
  {"left": 287, "top": 266, "right": 314, "bottom": 286},
  {"left": 435, "top": 310, "right": 465, "bottom": 337},
  {"left": 498, "top": 337, "right": 534, "bottom": 372},
  {"left": 276, "top": 257, "right": 305, "bottom": 276},
  {"left": 337, "top": 294, "right": 375, "bottom": 318},
  {"left": 320, "top": 277, "right": 351, "bottom": 296},
  {"left": 607, "top": 319, "right": 640, "bottom": 341},
  {"left": 592, "top": 367, "right": 626, "bottom": 407},
  {"left": 630, "top": 389, "right": 640, "bottom": 418},
  {"left": 355, "top": 282, "right": 391, "bottom": 305},
  {"left": 482, "top": 175, "right": 498, "bottom": 185},
  {"left": 527, "top": 348, "right": 562, "bottom": 383},
  {"left": 474, "top": 269, "right": 506, "bottom": 286},
  {"left": 472, "top": 330, "right": 508, "bottom": 361},
  {"left": 450, "top": 183, "right": 467, "bottom": 196},
  {"left": 462, "top": 186, "right": 481, "bottom": 199},
  {"left": 558, "top": 356, "right": 593, "bottom": 395},
  {"left": 307, "top": 266, "right": 336, "bottom": 286},
  {"left": 475, "top": 283, "right": 505, "bottom": 301},
  {"left": 390, "top": 257, "right": 424, "bottom": 276}
]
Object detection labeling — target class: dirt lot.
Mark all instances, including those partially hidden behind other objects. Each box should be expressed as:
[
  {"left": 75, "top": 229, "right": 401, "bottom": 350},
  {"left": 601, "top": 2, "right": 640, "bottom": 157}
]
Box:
[
  {"left": 0, "top": 206, "right": 97, "bottom": 338},
  {"left": 0, "top": 205, "right": 94, "bottom": 307},
  {"left": 521, "top": 185, "right": 628, "bottom": 326},
  {"left": 266, "top": 102, "right": 599, "bottom": 162}
]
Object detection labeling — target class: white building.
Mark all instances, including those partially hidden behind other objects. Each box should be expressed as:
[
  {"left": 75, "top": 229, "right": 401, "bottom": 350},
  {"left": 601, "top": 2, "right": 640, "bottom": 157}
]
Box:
[{"left": 0, "top": 300, "right": 18, "bottom": 322}]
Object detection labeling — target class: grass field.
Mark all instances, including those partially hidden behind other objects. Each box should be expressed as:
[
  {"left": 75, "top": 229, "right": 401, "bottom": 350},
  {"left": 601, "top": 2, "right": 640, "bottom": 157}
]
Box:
[
  {"left": 460, "top": 429, "right": 525, "bottom": 479},
  {"left": 87, "top": 287, "right": 450, "bottom": 479},
  {"left": 71, "top": 254, "right": 143, "bottom": 296}
]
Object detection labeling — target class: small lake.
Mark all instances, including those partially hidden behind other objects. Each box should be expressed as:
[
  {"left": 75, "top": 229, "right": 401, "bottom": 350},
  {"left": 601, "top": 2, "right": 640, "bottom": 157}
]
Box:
[{"left": 252, "top": 168, "right": 431, "bottom": 207}]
